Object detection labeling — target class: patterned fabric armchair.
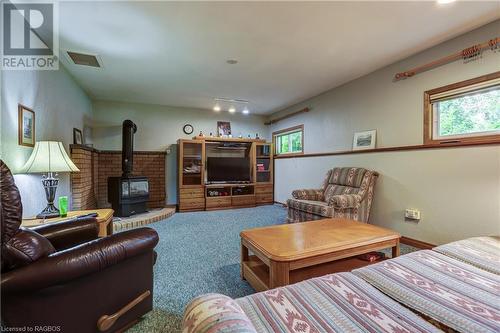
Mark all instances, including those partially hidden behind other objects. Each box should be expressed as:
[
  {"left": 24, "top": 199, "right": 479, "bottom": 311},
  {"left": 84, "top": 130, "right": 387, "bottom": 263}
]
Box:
[{"left": 287, "top": 167, "right": 379, "bottom": 223}]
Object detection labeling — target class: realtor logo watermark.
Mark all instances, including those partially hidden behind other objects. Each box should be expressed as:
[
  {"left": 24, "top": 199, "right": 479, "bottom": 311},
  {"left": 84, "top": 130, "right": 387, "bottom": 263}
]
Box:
[{"left": 2, "top": 1, "right": 59, "bottom": 70}]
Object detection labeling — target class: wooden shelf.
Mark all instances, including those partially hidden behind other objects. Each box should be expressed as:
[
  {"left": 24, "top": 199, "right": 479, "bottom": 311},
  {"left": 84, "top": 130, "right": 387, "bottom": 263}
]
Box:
[
  {"left": 243, "top": 255, "right": 385, "bottom": 291},
  {"left": 178, "top": 137, "right": 273, "bottom": 212},
  {"left": 194, "top": 136, "right": 266, "bottom": 143}
]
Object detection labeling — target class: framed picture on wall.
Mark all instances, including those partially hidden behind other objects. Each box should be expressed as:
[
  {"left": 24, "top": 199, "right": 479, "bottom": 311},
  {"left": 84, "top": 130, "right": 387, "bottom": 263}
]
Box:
[
  {"left": 353, "top": 130, "right": 376, "bottom": 150},
  {"left": 73, "top": 128, "right": 83, "bottom": 145},
  {"left": 217, "top": 121, "right": 231, "bottom": 137},
  {"left": 18, "top": 104, "right": 35, "bottom": 147}
]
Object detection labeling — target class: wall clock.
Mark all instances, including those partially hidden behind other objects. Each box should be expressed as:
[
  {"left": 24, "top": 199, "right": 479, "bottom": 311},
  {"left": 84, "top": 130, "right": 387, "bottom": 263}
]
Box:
[{"left": 183, "top": 124, "right": 194, "bottom": 135}]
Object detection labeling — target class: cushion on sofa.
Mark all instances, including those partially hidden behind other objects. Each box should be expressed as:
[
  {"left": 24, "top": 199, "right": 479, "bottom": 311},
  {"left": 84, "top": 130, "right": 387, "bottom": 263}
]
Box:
[
  {"left": 328, "top": 167, "right": 367, "bottom": 187},
  {"left": 287, "top": 198, "right": 333, "bottom": 217},
  {"left": 183, "top": 293, "right": 257, "bottom": 333}
]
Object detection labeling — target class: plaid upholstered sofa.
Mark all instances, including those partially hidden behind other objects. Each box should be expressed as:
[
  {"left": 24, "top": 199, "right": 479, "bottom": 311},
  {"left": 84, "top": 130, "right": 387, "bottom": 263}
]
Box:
[{"left": 287, "top": 167, "right": 379, "bottom": 223}]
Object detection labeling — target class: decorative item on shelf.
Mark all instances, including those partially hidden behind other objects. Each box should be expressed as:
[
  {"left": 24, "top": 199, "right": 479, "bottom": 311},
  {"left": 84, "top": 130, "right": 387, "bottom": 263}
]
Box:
[
  {"left": 183, "top": 124, "right": 194, "bottom": 135},
  {"left": 257, "top": 163, "right": 265, "bottom": 172},
  {"left": 255, "top": 133, "right": 260, "bottom": 139},
  {"left": 217, "top": 121, "right": 231, "bottom": 137},
  {"left": 238, "top": 133, "right": 243, "bottom": 138},
  {"left": 247, "top": 134, "right": 251, "bottom": 138},
  {"left": 183, "top": 163, "right": 201, "bottom": 174},
  {"left": 209, "top": 132, "right": 213, "bottom": 137},
  {"left": 353, "top": 130, "right": 377, "bottom": 151},
  {"left": 58, "top": 196, "right": 68, "bottom": 217},
  {"left": 198, "top": 131, "right": 204, "bottom": 137},
  {"left": 18, "top": 104, "right": 35, "bottom": 147},
  {"left": 73, "top": 128, "right": 83, "bottom": 144},
  {"left": 19, "top": 141, "right": 80, "bottom": 218}
]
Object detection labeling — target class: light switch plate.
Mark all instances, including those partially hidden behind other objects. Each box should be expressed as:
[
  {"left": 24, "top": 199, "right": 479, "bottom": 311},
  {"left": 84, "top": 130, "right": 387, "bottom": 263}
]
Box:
[{"left": 405, "top": 208, "right": 421, "bottom": 220}]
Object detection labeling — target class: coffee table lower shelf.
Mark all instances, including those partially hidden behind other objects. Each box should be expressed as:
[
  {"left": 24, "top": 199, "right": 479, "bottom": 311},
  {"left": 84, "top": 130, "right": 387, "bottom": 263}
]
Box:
[{"left": 242, "top": 255, "right": 383, "bottom": 292}]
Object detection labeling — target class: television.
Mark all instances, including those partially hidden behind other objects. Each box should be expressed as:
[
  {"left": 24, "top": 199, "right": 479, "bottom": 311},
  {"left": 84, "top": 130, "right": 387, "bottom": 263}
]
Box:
[{"left": 207, "top": 157, "right": 250, "bottom": 183}]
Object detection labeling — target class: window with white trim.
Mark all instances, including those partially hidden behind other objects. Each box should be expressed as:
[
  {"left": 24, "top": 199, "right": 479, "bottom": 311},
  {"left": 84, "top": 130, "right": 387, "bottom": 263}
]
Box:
[
  {"left": 425, "top": 73, "right": 500, "bottom": 144},
  {"left": 273, "top": 125, "right": 304, "bottom": 155}
]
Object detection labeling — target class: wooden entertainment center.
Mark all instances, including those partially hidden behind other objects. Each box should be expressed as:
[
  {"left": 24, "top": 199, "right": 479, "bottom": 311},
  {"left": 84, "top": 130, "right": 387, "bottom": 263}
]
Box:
[{"left": 177, "top": 136, "right": 274, "bottom": 212}]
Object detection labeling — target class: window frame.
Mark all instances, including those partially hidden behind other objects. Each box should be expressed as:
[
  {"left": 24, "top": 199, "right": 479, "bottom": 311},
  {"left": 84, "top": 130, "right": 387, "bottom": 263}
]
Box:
[
  {"left": 423, "top": 71, "right": 500, "bottom": 146},
  {"left": 273, "top": 124, "right": 304, "bottom": 156}
]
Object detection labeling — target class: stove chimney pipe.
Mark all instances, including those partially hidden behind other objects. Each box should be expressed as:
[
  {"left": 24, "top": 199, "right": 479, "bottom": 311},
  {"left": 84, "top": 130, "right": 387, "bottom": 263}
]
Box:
[{"left": 122, "top": 119, "right": 137, "bottom": 178}]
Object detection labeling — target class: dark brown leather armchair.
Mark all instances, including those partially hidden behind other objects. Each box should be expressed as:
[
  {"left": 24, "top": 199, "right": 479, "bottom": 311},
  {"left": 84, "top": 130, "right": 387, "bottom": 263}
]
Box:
[{"left": 0, "top": 160, "right": 159, "bottom": 332}]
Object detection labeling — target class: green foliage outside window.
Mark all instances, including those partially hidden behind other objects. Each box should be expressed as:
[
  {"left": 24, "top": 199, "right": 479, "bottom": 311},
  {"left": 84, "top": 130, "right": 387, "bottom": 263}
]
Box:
[
  {"left": 437, "top": 88, "right": 500, "bottom": 137},
  {"left": 276, "top": 130, "right": 303, "bottom": 154}
]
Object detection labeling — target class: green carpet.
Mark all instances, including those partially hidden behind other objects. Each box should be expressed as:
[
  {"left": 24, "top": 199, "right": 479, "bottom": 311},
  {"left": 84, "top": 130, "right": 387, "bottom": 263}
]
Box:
[{"left": 127, "top": 205, "right": 416, "bottom": 332}]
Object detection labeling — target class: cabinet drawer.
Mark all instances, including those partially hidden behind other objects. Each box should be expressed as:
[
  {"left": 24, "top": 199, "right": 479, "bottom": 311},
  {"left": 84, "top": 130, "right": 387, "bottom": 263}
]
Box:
[
  {"left": 256, "top": 193, "right": 274, "bottom": 204},
  {"left": 232, "top": 195, "right": 256, "bottom": 206},
  {"left": 179, "top": 198, "right": 205, "bottom": 210},
  {"left": 180, "top": 187, "right": 204, "bottom": 199},
  {"left": 206, "top": 197, "right": 232, "bottom": 209},
  {"left": 255, "top": 185, "right": 273, "bottom": 194}
]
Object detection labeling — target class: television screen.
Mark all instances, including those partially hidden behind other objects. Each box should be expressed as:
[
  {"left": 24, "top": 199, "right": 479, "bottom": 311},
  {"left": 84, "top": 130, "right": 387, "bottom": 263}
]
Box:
[{"left": 207, "top": 157, "right": 250, "bottom": 182}]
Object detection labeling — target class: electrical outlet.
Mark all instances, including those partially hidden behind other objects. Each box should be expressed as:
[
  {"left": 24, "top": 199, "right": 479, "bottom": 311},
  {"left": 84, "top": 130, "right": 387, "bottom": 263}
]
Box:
[{"left": 405, "top": 208, "right": 421, "bottom": 220}]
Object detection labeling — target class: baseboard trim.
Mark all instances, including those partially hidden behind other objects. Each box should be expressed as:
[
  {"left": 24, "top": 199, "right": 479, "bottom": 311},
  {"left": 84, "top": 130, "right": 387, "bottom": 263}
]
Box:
[
  {"left": 274, "top": 201, "right": 287, "bottom": 206},
  {"left": 401, "top": 236, "right": 435, "bottom": 249}
]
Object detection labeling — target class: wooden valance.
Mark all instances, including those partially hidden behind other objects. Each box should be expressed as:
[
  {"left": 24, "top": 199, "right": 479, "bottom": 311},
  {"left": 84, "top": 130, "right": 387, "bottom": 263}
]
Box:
[{"left": 265, "top": 107, "right": 310, "bottom": 125}]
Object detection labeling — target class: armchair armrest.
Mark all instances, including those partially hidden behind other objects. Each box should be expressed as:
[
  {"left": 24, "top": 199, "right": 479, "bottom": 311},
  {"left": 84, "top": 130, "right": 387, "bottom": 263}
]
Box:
[
  {"left": 183, "top": 293, "right": 257, "bottom": 333},
  {"left": 31, "top": 217, "right": 99, "bottom": 251},
  {"left": 1, "top": 227, "right": 159, "bottom": 294},
  {"left": 328, "top": 194, "right": 362, "bottom": 209},
  {"left": 291, "top": 189, "right": 324, "bottom": 201}
]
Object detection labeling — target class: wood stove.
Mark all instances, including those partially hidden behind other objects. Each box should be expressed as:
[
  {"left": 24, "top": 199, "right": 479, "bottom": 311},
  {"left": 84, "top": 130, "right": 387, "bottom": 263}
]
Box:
[{"left": 108, "top": 120, "right": 149, "bottom": 217}]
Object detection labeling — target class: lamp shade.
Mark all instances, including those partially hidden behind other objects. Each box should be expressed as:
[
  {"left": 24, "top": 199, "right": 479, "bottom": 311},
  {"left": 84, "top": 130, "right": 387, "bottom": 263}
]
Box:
[{"left": 19, "top": 141, "right": 80, "bottom": 173}]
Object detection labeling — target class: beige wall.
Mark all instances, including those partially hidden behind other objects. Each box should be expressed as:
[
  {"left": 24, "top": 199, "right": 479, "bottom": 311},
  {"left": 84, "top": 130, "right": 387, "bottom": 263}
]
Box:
[
  {"left": 91, "top": 100, "right": 267, "bottom": 203},
  {"left": 1, "top": 67, "right": 93, "bottom": 217},
  {"left": 270, "top": 20, "right": 500, "bottom": 244}
]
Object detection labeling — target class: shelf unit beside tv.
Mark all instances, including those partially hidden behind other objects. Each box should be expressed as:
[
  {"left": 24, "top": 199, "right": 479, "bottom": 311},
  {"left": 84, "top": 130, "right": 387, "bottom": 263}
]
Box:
[{"left": 178, "top": 137, "right": 273, "bottom": 212}]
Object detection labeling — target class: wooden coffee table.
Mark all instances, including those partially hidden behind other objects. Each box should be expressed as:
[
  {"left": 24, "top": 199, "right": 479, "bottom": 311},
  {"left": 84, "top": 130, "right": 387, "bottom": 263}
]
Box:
[{"left": 240, "top": 218, "right": 400, "bottom": 291}]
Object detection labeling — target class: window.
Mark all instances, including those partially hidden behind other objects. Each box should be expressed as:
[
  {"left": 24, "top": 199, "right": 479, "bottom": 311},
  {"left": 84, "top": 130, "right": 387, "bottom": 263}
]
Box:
[
  {"left": 424, "top": 72, "right": 500, "bottom": 145},
  {"left": 273, "top": 125, "right": 304, "bottom": 155}
]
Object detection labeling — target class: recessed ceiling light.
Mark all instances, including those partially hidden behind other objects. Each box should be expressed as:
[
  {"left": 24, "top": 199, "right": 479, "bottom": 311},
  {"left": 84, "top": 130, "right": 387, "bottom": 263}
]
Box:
[
  {"left": 242, "top": 107, "right": 249, "bottom": 115},
  {"left": 228, "top": 106, "right": 236, "bottom": 113},
  {"left": 437, "top": 0, "right": 455, "bottom": 4},
  {"left": 213, "top": 104, "right": 221, "bottom": 112},
  {"left": 226, "top": 59, "right": 238, "bottom": 65}
]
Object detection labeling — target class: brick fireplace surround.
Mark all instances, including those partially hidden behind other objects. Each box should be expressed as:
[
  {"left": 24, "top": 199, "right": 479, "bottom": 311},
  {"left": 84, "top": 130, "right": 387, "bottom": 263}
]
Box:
[{"left": 70, "top": 145, "right": 166, "bottom": 210}]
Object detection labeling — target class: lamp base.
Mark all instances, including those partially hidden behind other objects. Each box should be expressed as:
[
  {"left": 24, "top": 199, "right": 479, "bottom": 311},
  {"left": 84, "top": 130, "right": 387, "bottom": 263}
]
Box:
[
  {"left": 36, "top": 204, "right": 60, "bottom": 219},
  {"left": 37, "top": 172, "right": 60, "bottom": 219}
]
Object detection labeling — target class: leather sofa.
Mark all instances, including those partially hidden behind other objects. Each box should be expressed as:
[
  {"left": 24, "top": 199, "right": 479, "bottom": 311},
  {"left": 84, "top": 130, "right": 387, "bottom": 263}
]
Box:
[{"left": 0, "top": 160, "right": 159, "bottom": 332}]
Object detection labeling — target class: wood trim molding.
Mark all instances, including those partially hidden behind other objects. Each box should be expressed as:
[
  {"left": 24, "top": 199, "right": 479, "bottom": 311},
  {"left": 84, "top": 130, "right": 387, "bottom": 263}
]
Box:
[
  {"left": 274, "top": 139, "right": 500, "bottom": 159},
  {"left": 70, "top": 144, "right": 167, "bottom": 155},
  {"left": 423, "top": 71, "right": 500, "bottom": 146},
  {"left": 400, "top": 236, "right": 435, "bottom": 250}
]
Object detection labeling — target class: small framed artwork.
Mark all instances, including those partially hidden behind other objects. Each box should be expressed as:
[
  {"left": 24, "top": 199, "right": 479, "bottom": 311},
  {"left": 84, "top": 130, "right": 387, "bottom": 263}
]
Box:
[
  {"left": 217, "top": 121, "right": 231, "bottom": 137},
  {"left": 353, "top": 130, "right": 376, "bottom": 150},
  {"left": 18, "top": 104, "right": 35, "bottom": 147},
  {"left": 73, "top": 128, "right": 83, "bottom": 145}
]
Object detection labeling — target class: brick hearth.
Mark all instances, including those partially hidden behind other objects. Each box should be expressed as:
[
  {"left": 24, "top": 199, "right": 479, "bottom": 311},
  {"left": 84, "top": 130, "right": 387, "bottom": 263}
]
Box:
[{"left": 70, "top": 145, "right": 166, "bottom": 210}]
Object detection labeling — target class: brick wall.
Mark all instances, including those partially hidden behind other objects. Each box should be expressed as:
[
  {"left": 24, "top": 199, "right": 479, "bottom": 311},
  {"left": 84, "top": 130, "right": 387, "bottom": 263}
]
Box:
[
  {"left": 71, "top": 146, "right": 97, "bottom": 210},
  {"left": 70, "top": 145, "right": 166, "bottom": 210}
]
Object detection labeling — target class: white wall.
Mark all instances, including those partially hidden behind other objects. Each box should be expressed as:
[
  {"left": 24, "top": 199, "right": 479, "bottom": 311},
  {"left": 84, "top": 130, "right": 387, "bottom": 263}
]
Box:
[
  {"left": 1, "top": 67, "right": 93, "bottom": 217},
  {"left": 270, "top": 20, "right": 500, "bottom": 245},
  {"left": 91, "top": 100, "right": 267, "bottom": 204}
]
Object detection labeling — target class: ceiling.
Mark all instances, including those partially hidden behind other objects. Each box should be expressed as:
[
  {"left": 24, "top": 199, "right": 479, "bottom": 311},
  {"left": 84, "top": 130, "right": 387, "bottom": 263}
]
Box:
[{"left": 54, "top": 1, "right": 499, "bottom": 115}]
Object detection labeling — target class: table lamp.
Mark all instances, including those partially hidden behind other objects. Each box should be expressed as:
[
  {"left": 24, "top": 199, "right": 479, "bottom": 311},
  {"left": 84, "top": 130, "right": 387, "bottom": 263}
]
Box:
[{"left": 19, "top": 141, "right": 80, "bottom": 218}]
